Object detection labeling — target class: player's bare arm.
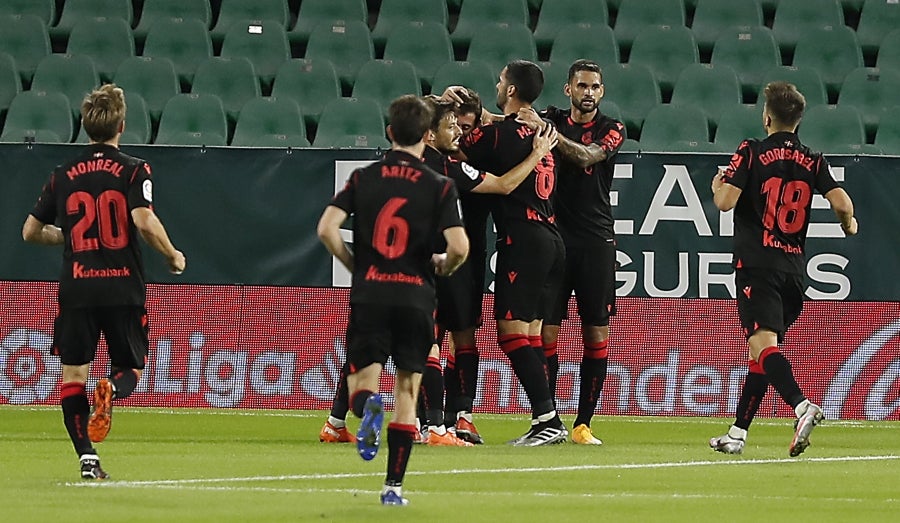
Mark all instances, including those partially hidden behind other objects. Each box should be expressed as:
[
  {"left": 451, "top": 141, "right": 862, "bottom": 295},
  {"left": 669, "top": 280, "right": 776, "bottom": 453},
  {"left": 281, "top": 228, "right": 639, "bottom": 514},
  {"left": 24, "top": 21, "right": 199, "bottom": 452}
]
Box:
[
  {"left": 132, "top": 207, "right": 186, "bottom": 274},
  {"left": 711, "top": 169, "right": 741, "bottom": 211},
  {"left": 516, "top": 107, "right": 607, "bottom": 167},
  {"left": 473, "top": 125, "right": 559, "bottom": 195},
  {"left": 317, "top": 205, "right": 354, "bottom": 272},
  {"left": 434, "top": 225, "right": 469, "bottom": 277},
  {"left": 823, "top": 187, "right": 858, "bottom": 235},
  {"left": 22, "top": 215, "right": 63, "bottom": 245}
]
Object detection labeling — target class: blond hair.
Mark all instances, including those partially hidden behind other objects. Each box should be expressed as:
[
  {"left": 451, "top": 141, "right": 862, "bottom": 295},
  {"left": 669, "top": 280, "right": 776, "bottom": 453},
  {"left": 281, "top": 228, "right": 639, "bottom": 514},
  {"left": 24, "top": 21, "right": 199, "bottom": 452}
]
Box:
[{"left": 81, "top": 84, "right": 126, "bottom": 143}]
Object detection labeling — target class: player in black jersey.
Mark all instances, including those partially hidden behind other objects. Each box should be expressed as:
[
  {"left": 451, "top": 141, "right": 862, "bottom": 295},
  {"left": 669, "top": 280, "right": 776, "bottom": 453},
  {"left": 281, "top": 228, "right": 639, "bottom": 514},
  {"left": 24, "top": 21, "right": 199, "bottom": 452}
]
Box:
[
  {"left": 23, "top": 84, "right": 186, "bottom": 480},
  {"left": 517, "top": 60, "right": 626, "bottom": 446},
  {"left": 420, "top": 95, "right": 558, "bottom": 444},
  {"left": 458, "top": 60, "right": 568, "bottom": 446},
  {"left": 709, "top": 82, "right": 857, "bottom": 457},
  {"left": 318, "top": 95, "right": 468, "bottom": 505}
]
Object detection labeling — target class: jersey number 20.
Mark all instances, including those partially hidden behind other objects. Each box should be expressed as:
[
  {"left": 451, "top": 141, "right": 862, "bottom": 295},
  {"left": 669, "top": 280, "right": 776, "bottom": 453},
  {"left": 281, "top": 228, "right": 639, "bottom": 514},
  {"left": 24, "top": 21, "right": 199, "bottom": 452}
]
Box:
[{"left": 67, "top": 190, "right": 129, "bottom": 252}]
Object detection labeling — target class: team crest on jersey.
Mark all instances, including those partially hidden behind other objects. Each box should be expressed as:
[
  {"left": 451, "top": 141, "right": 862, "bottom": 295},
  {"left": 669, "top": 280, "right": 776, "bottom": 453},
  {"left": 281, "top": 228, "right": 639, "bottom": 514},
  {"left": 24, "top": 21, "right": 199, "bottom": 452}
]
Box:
[
  {"left": 461, "top": 162, "right": 479, "bottom": 180},
  {"left": 142, "top": 179, "right": 153, "bottom": 202},
  {"left": 581, "top": 131, "right": 593, "bottom": 145}
]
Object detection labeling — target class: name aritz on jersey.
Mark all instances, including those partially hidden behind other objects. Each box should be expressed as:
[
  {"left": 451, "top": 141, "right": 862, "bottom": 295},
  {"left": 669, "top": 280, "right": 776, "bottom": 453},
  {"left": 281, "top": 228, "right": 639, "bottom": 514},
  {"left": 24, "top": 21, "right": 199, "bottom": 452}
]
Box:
[{"left": 461, "top": 162, "right": 479, "bottom": 180}]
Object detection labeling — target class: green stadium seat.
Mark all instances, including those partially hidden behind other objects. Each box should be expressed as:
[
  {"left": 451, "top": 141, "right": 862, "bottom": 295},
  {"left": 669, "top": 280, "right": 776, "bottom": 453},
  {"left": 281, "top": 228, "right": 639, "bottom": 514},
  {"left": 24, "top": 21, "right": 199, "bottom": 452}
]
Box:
[
  {"left": 142, "top": 18, "right": 212, "bottom": 91},
  {"left": 857, "top": 0, "right": 900, "bottom": 57},
  {"left": 31, "top": 54, "right": 99, "bottom": 120},
  {"left": 533, "top": 60, "right": 569, "bottom": 110},
  {"left": 0, "top": 14, "right": 51, "bottom": 86},
  {"left": 466, "top": 23, "right": 538, "bottom": 77},
  {"left": 792, "top": 26, "right": 862, "bottom": 101},
  {"left": 66, "top": 17, "right": 135, "bottom": 83},
  {"left": 331, "top": 133, "right": 391, "bottom": 149},
  {"left": 670, "top": 63, "right": 742, "bottom": 131},
  {"left": 0, "top": 0, "right": 55, "bottom": 27},
  {"left": 613, "top": 0, "right": 686, "bottom": 55},
  {"left": 756, "top": 66, "right": 829, "bottom": 110},
  {"left": 351, "top": 60, "right": 422, "bottom": 119},
  {"left": 304, "top": 20, "right": 374, "bottom": 92},
  {"left": 288, "top": 0, "right": 367, "bottom": 48},
  {"left": 711, "top": 26, "right": 781, "bottom": 102},
  {"left": 837, "top": 67, "right": 900, "bottom": 143},
  {"left": 638, "top": 104, "right": 709, "bottom": 151},
  {"left": 271, "top": 58, "right": 341, "bottom": 127},
  {"left": 628, "top": 24, "right": 698, "bottom": 98},
  {"left": 155, "top": 93, "right": 228, "bottom": 145},
  {"left": 231, "top": 96, "right": 308, "bottom": 147},
  {"left": 874, "top": 106, "right": 900, "bottom": 155},
  {"left": 210, "top": 0, "right": 289, "bottom": 44},
  {"left": 383, "top": 21, "right": 453, "bottom": 92},
  {"left": 133, "top": 0, "right": 213, "bottom": 45},
  {"left": 51, "top": 0, "right": 132, "bottom": 44},
  {"left": 113, "top": 56, "right": 180, "bottom": 124},
  {"left": 691, "top": 0, "right": 763, "bottom": 54},
  {"left": 598, "top": 63, "right": 661, "bottom": 138},
  {"left": 0, "top": 90, "right": 73, "bottom": 143},
  {"left": 798, "top": 104, "right": 866, "bottom": 154},
  {"left": 190, "top": 57, "right": 260, "bottom": 123},
  {"left": 713, "top": 104, "right": 765, "bottom": 151},
  {"left": 875, "top": 28, "right": 900, "bottom": 71},
  {"left": 0, "top": 53, "right": 22, "bottom": 121},
  {"left": 548, "top": 23, "right": 619, "bottom": 70},
  {"left": 431, "top": 61, "right": 497, "bottom": 104},
  {"left": 313, "top": 97, "right": 386, "bottom": 147},
  {"left": 76, "top": 92, "right": 151, "bottom": 144},
  {"left": 771, "top": 0, "right": 844, "bottom": 58},
  {"left": 620, "top": 138, "right": 641, "bottom": 152},
  {"left": 533, "top": 0, "right": 609, "bottom": 56},
  {"left": 371, "top": 0, "right": 448, "bottom": 51},
  {"left": 599, "top": 101, "right": 626, "bottom": 132},
  {"left": 220, "top": 20, "right": 291, "bottom": 92},
  {"left": 451, "top": 0, "right": 529, "bottom": 53}
]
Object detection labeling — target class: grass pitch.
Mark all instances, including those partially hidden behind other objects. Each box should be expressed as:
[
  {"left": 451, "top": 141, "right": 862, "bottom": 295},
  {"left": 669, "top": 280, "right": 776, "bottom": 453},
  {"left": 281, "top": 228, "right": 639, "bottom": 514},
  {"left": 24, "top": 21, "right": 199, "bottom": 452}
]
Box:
[{"left": 1, "top": 406, "right": 897, "bottom": 522}]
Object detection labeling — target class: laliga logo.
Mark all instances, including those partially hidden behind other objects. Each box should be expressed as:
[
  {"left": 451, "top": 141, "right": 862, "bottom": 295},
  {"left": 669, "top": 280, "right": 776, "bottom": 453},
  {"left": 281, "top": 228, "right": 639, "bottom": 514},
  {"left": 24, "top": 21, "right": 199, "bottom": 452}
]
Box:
[
  {"left": 824, "top": 319, "right": 900, "bottom": 420},
  {"left": 0, "top": 328, "right": 61, "bottom": 404}
]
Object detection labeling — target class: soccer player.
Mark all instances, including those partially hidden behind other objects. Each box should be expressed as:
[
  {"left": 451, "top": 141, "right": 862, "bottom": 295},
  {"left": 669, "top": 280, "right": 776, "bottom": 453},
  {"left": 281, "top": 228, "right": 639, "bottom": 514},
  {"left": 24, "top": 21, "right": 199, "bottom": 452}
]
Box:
[
  {"left": 317, "top": 95, "right": 469, "bottom": 505},
  {"left": 421, "top": 95, "right": 558, "bottom": 444},
  {"left": 709, "top": 81, "right": 857, "bottom": 456},
  {"left": 22, "top": 84, "right": 186, "bottom": 480},
  {"left": 516, "top": 59, "right": 626, "bottom": 445},
  {"left": 457, "top": 60, "right": 568, "bottom": 446}
]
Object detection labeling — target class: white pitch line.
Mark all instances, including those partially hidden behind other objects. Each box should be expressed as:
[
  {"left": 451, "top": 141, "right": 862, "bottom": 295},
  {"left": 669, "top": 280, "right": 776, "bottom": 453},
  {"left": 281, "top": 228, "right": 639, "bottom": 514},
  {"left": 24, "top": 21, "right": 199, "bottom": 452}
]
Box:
[{"left": 65, "top": 454, "right": 900, "bottom": 488}]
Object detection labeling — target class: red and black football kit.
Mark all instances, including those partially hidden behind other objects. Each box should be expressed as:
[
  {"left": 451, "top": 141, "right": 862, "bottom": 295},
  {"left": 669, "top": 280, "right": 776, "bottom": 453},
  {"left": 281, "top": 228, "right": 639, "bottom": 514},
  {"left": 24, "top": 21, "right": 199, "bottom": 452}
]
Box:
[
  {"left": 330, "top": 150, "right": 463, "bottom": 374},
  {"left": 30, "top": 144, "right": 154, "bottom": 369},
  {"left": 541, "top": 106, "right": 625, "bottom": 328},
  {"left": 722, "top": 131, "right": 840, "bottom": 340}
]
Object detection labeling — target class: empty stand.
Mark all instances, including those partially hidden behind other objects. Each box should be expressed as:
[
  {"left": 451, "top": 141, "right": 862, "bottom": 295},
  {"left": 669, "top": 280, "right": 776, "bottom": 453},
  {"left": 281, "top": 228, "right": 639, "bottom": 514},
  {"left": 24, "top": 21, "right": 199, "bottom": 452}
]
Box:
[
  {"left": 451, "top": 0, "right": 529, "bottom": 53},
  {"left": 628, "top": 25, "right": 699, "bottom": 98},
  {"left": 371, "top": 0, "right": 448, "bottom": 51},
  {"left": 155, "top": 93, "right": 228, "bottom": 146},
  {"left": 313, "top": 97, "right": 386, "bottom": 147},
  {"left": 792, "top": 25, "right": 862, "bottom": 100},
  {"left": 466, "top": 23, "right": 538, "bottom": 77},
  {"left": 533, "top": 60, "right": 569, "bottom": 110},
  {"left": 771, "top": 0, "right": 844, "bottom": 59},
  {"left": 191, "top": 57, "right": 260, "bottom": 123},
  {"left": 0, "top": 0, "right": 56, "bottom": 27},
  {"left": 142, "top": 18, "right": 213, "bottom": 90},
  {"left": 837, "top": 67, "right": 900, "bottom": 143},
  {"left": 533, "top": 0, "right": 609, "bottom": 56},
  {"left": 0, "top": 53, "right": 22, "bottom": 121},
  {"left": 220, "top": 20, "right": 291, "bottom": 91},
  {"left": 549, "top": 24, "right": 619, "bottom": 70},
  {"left": 271, "top": 58, "right": 342, "bottom": 127},
  {"left": 231, "top": 96, "right": 308, "bottom": 147},
  {"left": 613, "top": 0, "right": 687, "bottom": 55},
  {"left": 382, "top": 21, "right": 453, "bottom": 91},
  {"left": 66, "top": 16, "right": 135, "bottom": 82},
  {"left": 638, "top": 104, "right": 710, "bottom": 151},
  {"left": 713, "top": 104, "right": 765, "bottom": 151},
  {"left": 304, "top": 20, "right": 374, "bottom": 92},
  {"left": 711, "top": 26, "right": 781, "bottom": 102},
  {"left": 113, "top": 56, "right": 180, "bottom": 124},
  {"left": 351, "top": 60, "right": 422, "bottom": 118},
  {"left": 30, "top": 54, "right": 99, "bottom": 119},
  {"left": 691, "top": 0, "right": 763, "bottom": 54},
  {"left": 798, "top": 104, "right": 866, "bottom": 154},
  {"left": 52, "top": 0, "right": 133, "bottom": 44},
  {"left": 856, "top": 0, "right": 900, "bottom": 57},
  {"left": 875, "top": 28, "right": 900, "bottom": 71},
  {"left": 289, "top": 0, "right": 367, "bottom": 49},
  {"left": 756, "top": 66, "right": 829, "bottom": 109},
  {"left": 670, "top": 64, "right": 742, "bottom": 131},
  {"left": 211, "top": 0, "right": 289, "bottom": 44},
  {"left": 598, "top": 63, "right": 661, "bottom": 138},
  {"left": 431, "top": 61, "right": 497, "bottom": 104},
  {"left": 0, "top": 90, "right": 73, "bottom": 143},
  {"left": 874, "top": 106, "right": 900, "bottom": 155},
  {"left": 133, "top": 0, "right": 213, "bottom": 45},
  {"left": 0, "top": 14, "right": 51, "bottom": 86}
]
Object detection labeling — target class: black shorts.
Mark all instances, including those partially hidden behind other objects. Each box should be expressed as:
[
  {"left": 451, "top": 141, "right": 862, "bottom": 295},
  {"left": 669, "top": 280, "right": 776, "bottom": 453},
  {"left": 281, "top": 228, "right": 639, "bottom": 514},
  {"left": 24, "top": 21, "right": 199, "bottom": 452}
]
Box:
[
  {"left": 436, "top": 258, "right": 483, "bottom": 332},
  {"left": 735, "top": 268, "right": 804, "bottom": 342},
  {"left": 493, "top": 225, "right": 565, "bottom": 322},
  {"left": 546, "top": 239, "right": 617, "bottom": 326},
  {"left": 52, "top": 305, "right": 148, "bottom": 368},
  {"left": 346, "top": 303, "right": 434, "bottom": 374}
]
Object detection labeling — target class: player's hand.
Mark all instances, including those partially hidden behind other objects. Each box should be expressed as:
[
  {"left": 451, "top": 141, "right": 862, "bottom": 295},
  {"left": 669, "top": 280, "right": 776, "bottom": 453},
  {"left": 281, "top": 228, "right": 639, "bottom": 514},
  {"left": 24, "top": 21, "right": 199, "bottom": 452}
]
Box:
[
  {"left": 168, "top": 250, "right": 186, "bottom": 274},
  {"left": 532, "top": 124, "right": 558, "bottom": 156},
  {"left": 515, "top": 107, "right": 542, "bottom": 131},
  {"left": 431, "top": 253, "right": 451, "bottom": 276},
  {"left": 842, "top": 216, "right": 858, "bottom": 236},
  {"left": 711, "top": 169, "right": 726, "bottom": 194},
  {"left": 440, "top": 86, "right": 466, "bottom": 105}
]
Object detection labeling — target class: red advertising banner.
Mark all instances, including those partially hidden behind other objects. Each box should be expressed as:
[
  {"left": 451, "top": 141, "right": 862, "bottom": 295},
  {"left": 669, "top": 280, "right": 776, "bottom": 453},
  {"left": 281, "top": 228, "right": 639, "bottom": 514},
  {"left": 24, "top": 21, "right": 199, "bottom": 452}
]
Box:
[{"left": 1, "top": 282, "right": 897, "bottom": 420}]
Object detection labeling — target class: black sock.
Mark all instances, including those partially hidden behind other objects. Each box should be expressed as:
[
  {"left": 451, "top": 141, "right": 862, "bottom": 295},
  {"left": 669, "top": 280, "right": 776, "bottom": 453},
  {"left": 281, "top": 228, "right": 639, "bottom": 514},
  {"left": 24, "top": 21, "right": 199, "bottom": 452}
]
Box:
[
  {"left": 574, "top": 340, "right": 608, "bottom": 427},
  {"left": 455, "top": 345, "right": 479, "bottom": 414},
  {"left": 109, "top": 368, "right": 138, "bottom": 399},
  {"left": 734, "top": 360, "right": 768, "bottom": 431},
  {"left": 350, "top": 389, "right": 373, "bottom": 419},
  {"left": 543, "top": 340, "right": 559, "bottom": 399},
  {"left": 760, "top": 347, "right": 805, "bottom": 409},
  {"left": 443, "top": 354, "right": 459, "bottom": 426},
  {"left": 386, "top": 423, "right": 416, "bottom": 485},
  {"left": 330, "top": 361, "right": 350, "bottom": 420},
  {"left": 60, "top": 382, "right": 94, "bottom": 456},
  {"left": 499, "top": 334, "right": 554, "bottom": 416},
  {"left": 421, "top": 355, "right": 445, "bottom": 427}
]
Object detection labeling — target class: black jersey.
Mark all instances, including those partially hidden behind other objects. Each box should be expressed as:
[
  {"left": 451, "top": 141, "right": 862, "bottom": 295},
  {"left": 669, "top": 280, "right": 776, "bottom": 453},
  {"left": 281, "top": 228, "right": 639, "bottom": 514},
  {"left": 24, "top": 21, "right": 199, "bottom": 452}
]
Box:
[
  {"left": 331, "top": 149, "right": 463, "bottom": 312},
  {"left": 460, "top": 115, "right": 558, "bottom": 234},
  {"left": 721, "top": 131, "right": 840, "bottom": 274},
  {"left": 30, "top": 144, "right": 153, "bottom": 307},
  {"left": 541, "top": 106, "right": 625, "bottom": 243}
]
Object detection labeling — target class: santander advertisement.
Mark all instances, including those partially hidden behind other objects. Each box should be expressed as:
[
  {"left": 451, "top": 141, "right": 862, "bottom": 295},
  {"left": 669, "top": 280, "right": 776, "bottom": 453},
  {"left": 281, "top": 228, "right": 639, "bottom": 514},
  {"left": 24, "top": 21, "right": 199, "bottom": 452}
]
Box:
[{"left": 1, "top": 282, "right": 897, "bottom": 420}]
